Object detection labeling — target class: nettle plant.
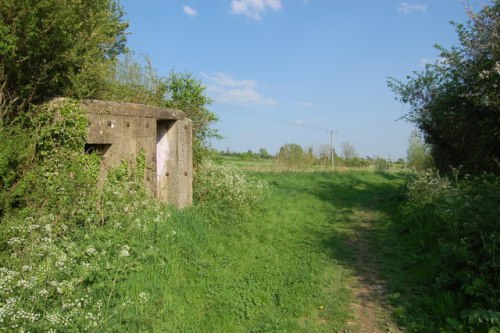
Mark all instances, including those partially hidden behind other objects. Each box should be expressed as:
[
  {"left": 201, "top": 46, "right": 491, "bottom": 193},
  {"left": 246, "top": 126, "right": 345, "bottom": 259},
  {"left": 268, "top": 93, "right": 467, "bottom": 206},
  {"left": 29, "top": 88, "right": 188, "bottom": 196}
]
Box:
[{"left": 0, "top": 99, "right": 166, "bottom": 331}]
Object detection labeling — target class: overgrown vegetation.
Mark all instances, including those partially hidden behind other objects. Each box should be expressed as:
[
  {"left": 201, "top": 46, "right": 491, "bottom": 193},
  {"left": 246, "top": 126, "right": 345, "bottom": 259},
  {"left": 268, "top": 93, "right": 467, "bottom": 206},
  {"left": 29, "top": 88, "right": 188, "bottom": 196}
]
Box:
[
  {"left": 0, "top": 99, "right": 163, "bottom": 331},
  {"left": 385, "top": 2, "right": 500, "bottom": 331},
  {"left": 1, "top": 0, "right": 499, "bottom": 331},
  {"left": 99, "top": 54, "right": 219, "bottom": 167},
  {"left": 194, "top": 161, "right": 268, "bottom": 221},
  {"left": 0, "top": 0, "right": 128, "bottom": 112},
  {"left": 0, "top": 98, "right": 268, "bottom": 331},
  {"left": 0, "top": 1, "right": 231, "bottom": 330},
  {"left": 398, "top": 171, "right": 500, "bottom": 331},
  {"left": 384, "top": 2, "right": 500, "bottom": 331},
  {"left": 406, "top": 129, "right": 433, "bottom": 172},
  {"left": 388, "top": 1, "right": 499, "bottom": 174},
  {"left": 1, "top": 1, "right": 218, "bottom": 168}
]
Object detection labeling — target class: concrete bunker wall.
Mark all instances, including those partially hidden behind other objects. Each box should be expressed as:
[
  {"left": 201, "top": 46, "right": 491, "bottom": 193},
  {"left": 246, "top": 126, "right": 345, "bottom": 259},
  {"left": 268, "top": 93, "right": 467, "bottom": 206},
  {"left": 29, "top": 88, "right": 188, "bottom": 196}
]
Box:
[{"left": 81, "top": 100, "right": 192, "bottom": 208}]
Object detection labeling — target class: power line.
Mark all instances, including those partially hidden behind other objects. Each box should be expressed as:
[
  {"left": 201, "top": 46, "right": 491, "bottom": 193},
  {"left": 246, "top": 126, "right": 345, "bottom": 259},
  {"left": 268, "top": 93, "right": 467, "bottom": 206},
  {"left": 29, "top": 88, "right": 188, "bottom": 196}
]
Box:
[
  {"left": 211, "top": 100, "right": 393, "bottom": 157},
  {"left": 211, "top": 100, "right": 330, "bottom": 132}
]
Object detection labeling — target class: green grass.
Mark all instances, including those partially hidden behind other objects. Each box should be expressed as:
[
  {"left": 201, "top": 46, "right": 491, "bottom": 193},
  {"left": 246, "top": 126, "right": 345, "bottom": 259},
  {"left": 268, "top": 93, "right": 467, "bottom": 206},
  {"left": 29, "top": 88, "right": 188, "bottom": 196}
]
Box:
[
  {"left": 106, "top": 170, "right": 410, "bottom": 332},
  {"left": 217, "top": 155, "right": 408, "bottom": 173}
]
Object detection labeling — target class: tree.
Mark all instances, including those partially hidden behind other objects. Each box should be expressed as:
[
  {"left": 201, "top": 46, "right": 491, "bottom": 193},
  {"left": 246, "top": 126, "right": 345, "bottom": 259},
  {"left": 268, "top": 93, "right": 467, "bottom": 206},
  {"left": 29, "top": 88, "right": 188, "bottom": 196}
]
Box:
[
  {"left": 388, "top": 1, "right": 500, "bottom": 174},
  {"left": 276, "top": 143, "right": 309, "bottom": 168},
  {"left": 340, "top": 141, "right": 358, "bottom": 160},
  {"left": 259, "top": 148, "right": 271, "bottom": 159},
  {"left": 407, "top": 129, "right": 433, "bottom": 171},
  {"left": 317, "top": 144, "right": 331, "bottom": 163},
  {"left": 0, "top": 0, "right": 128, "bottom": 115}
]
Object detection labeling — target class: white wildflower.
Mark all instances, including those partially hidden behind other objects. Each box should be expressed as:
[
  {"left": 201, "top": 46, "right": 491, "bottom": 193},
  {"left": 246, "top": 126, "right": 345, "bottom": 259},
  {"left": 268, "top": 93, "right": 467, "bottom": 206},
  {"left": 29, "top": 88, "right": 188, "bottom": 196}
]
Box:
[
  {"left": 85, "top": 246, "right": 97, "bottom": 256},
  {"left": 138, "top": 292, "right": 148, "bottom": 303},
  {"left": 119, "top": 245, "right": 130, "bottom": 257}
]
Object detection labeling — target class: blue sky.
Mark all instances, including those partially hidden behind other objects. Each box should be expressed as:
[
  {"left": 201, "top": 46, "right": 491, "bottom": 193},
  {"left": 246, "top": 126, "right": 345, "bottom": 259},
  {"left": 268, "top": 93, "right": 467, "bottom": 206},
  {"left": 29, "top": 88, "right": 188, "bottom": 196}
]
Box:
[{"left": 120, "top": 0, "right": 475, "bottom": 159}]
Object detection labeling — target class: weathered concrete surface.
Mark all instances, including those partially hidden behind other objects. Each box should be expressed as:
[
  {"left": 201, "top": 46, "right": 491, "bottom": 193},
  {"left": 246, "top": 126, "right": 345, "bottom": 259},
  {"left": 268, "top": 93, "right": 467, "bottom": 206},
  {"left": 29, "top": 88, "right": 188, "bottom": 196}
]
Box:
[{"left": 80, "top": 99, "right": 193, "bottom": 208}]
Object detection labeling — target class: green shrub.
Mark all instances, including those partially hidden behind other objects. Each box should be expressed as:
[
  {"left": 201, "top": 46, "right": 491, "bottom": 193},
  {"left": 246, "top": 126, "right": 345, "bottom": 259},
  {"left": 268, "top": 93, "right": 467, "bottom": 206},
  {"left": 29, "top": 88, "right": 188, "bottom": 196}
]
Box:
[
  {"left": 275, "top": 144, "right": 316, "bottom": 170},
  {"left": 401, "top": 170, "right": 500, "bottom": 331},
  {"left": 0, "top": 0, "right": 127, "bottom": 110},
  {"left": 194, "top": 161, "right": 268, "bottom": 221},
  {"left": 0, "top": 170, "right": 168, "bottom": 332},
  {"left": 0, "top": 121, "right": 33, "bottom": 215},
  {"left": 374, "top": 157, "right": 389, "bottom": 172}
]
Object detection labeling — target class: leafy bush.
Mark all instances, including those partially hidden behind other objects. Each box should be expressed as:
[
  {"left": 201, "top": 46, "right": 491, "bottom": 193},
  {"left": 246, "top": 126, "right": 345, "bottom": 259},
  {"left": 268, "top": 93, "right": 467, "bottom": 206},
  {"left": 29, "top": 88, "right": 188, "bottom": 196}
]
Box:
[
  {"left": 0, "top": 99, "right": 99, "bottom": 218},
  {"left": 388, "top": 2, "right": 500, "bottom": 174},
  {"left": 406, "top": 129, "right": 433, "bottom": 171},
  {"left": 374, "top": 157, "right": 389, "bottom": 172},
  {"left": 275, "top": 144, "right": 316, "bottom": 170},
  {"left": 401, "top": 171, "right": 500, "bottom": 331},
  {"left": 194, "top": 161, "right": 268, "bottom": 221},
  {"left": 0, "top": 0, "right": 128, "bottom": 111},
  {"left": 0, "top": 121, "right": 33, "bottom": 214}
]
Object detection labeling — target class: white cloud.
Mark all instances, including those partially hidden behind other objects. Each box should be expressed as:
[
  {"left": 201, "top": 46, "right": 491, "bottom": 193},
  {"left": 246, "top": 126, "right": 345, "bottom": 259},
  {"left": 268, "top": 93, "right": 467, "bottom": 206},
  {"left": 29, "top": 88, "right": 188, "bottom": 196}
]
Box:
[
  {"left": 397, "top": 2, "right": 428, "bottom": 14},
  {"left": 183, "top": 6, "right": 198, "bottom": 17},
  {"left": 298, "top": 102, "right": 312, "bottom": 108},
  {"left": 290, "top": 119, "right": 305, "bottom": 125},
  {"left": 204, "top": 72, "right": 277, "bottom": 106},
  {"left": 210, "top": 73, "right": 257, "bottom": 89},
  {"left": 231, "top": 0, "right": 283, "bottom": 20}
]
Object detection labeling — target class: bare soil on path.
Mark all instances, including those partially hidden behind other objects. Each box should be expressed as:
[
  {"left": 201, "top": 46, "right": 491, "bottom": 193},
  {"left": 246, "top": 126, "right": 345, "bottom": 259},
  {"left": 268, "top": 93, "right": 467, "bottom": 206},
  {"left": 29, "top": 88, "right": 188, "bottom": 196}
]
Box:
[{"left": 344, "top": 211, "right": 402, "bottom": 333}]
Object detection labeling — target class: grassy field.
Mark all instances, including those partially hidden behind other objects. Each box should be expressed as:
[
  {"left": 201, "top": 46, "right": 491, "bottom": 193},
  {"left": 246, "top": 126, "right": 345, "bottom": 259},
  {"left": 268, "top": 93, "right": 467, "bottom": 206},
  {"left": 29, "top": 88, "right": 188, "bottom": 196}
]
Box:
[
  {"left": 106, "top": 170, "right": 410, "bottom": 332},
  {"left": 216, "top": 155, "right": 406, "bottom": 173}
]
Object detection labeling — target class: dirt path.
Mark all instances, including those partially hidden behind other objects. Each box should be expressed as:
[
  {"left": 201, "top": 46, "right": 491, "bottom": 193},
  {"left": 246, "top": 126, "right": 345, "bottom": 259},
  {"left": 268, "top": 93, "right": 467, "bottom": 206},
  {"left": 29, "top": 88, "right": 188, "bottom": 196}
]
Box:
[{"left": 345, "top": 212, "right": 401, "bottom": 333}]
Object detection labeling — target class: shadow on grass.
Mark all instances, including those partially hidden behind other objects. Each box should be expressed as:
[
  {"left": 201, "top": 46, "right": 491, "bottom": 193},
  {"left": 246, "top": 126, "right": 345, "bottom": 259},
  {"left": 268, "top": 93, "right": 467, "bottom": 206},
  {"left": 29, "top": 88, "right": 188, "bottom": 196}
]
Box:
[
  {"left": 301, "top": 171, "right": 424, "bottom": 331},
  {"left": 255, "top": 170, "right": 436, "bottom": 331}
]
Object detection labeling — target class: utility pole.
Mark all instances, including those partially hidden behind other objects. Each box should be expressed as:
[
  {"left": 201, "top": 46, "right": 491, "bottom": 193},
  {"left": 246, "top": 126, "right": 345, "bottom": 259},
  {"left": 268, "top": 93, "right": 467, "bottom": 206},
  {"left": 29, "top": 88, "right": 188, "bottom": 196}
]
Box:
[{"left": 328, "top": 130, "right": 336, "bottom": 170}]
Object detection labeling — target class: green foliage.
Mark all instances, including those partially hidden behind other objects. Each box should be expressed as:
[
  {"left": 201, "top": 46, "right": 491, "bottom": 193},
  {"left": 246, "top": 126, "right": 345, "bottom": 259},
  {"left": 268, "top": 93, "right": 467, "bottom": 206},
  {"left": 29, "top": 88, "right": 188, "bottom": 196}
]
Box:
[
  {"left": 344, "top": 156, "right": 369, "bottom": 168},
  {"left": 388, "top": 2, "right": 500, "bottom": 174},
  {"left": 400, "top": 171, "right": 500, "bottom": 331},
  {"left": 0, "top": 0, "right": 128, "bottom": 112},
  {"left": 33, "top": 99, "right": 88, "bottom": 159},
  {"left": 373, "top": 157, "right": 390, "bottom": 172},
  {"left": 406, "top": 129, "right": 433, "bottom": 171},
  {"left": 0, "top": 167, "right": 168, "bottom": 331},
  {"left": 0, "top": 99, "right": 96, "bottom": 216},
  {"left": 259, "top": 148, "right": 271, "bottom": 159},
  {"left": 0, "top": 121, "right": 33, "bottom": 214},
  {"left": 100, "top": 53, "right": 168, "bottom": 107},
  {"left": 164, "top": 71, "right": 220, "bottom": 166},
  {"left": 193, "top": 161, "right": 268, "bottom": 221},
  {"left": 276, "top": 143, "right": 316, "bottom": 169}
]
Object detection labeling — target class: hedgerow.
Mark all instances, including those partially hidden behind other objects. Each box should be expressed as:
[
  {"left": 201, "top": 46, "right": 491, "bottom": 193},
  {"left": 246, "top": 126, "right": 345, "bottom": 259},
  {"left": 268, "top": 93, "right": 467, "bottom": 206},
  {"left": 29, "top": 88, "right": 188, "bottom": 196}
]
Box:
[{"left": 401, "top": 170, "right": 500, "bottom": 331}]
